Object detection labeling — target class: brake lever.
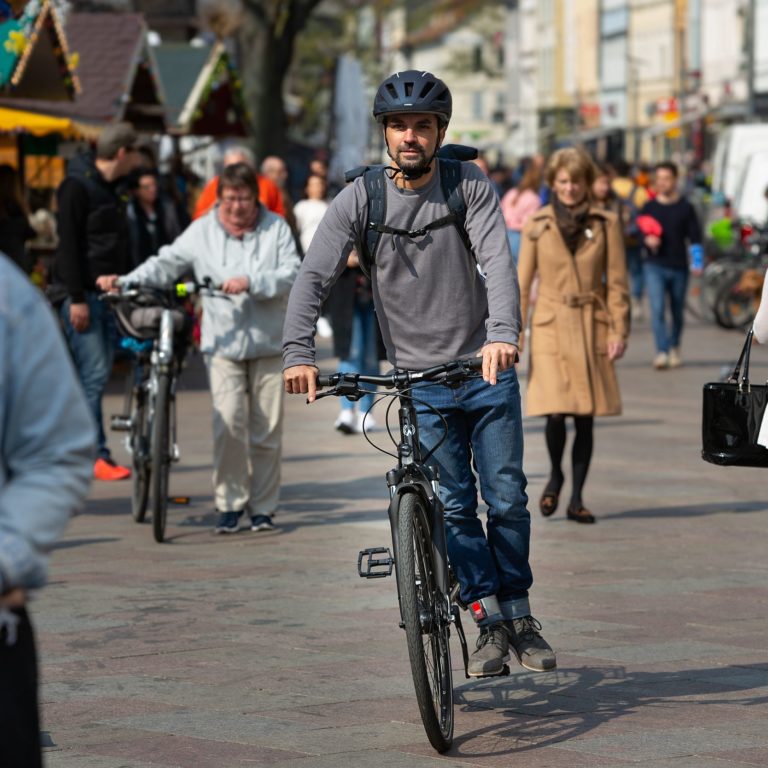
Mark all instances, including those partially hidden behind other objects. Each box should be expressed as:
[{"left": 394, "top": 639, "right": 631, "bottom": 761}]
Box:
[{"left": 309, "top": 388, "right": 338, "bottom": 403}]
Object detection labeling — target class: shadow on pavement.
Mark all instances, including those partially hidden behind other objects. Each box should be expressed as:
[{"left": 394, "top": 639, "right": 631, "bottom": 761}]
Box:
[
  {"left": 450, "top": 663, "right": 768, "bottom": 756},
  {"left": 51, "top": 537, "right": 121, "bottom": 550},
  {"left": 604, "top": 500, "right": 768, "bottom": 519}
]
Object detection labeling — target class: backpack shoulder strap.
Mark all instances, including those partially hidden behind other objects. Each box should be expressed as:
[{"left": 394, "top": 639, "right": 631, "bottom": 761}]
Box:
[
  {"left": 359, "top": 166, "right": 387, "bottom": 279},
  {"left": 438, "top": 158, "right": 473, "bottom": 256}
]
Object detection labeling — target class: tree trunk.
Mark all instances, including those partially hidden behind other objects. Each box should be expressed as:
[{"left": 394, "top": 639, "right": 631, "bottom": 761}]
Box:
[{"left": 237, "top": 1, "right": 323, "bottom": 160}]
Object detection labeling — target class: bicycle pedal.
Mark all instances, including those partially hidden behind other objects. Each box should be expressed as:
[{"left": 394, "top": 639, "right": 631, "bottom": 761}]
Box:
[
  {"left": 110, "top": 414, "right": 132, "bottom": 432},
  {"left": 357, "top": 547, "right": 394, "bottom": 579}
]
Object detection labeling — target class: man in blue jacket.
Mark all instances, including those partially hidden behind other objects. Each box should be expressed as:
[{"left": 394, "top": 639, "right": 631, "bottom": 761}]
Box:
[{"left": 0, "top": 255, "right": 94, "bottom": 766}]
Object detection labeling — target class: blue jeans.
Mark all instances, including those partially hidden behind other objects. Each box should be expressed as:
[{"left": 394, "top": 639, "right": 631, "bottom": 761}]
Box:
[
  {"left": 644, "top": 262, "right": 689, "bottom": 353},
  {"left": 339, "top": 296, "right": 379, "bottom": 412},
  {"left": 506, "top": 229, "right": 522, "bottom": 265},
  {"left": 626, "top": 245, "right": 644, "bottom": 300},
  {"left": 414, "top": 368, "right": 532, "bottom": 622},
  {"left": 60, "top": 292, "right": 114, "bottom": 459}
]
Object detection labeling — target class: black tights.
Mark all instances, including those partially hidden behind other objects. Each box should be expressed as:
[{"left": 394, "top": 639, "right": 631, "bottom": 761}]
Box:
[{"left": 544, "top": 414, "right": 594, "bottom": 510}]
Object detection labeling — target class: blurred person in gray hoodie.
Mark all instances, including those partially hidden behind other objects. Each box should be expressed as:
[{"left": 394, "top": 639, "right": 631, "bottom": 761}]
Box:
[
  {"left": 0, "top": 255, "right": 94, "bottom": 767},
  {"left": 98, "top": 163, "right": 300, "bottom": 534}
]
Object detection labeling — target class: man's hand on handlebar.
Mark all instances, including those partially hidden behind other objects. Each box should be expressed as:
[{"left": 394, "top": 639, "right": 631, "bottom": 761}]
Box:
[
  {"left": 96, "top": 274, "right": 120, "bottom": 292},
  {"left": 478, "top": 342, "right": 519, "bottom": 385},
  {"left": 284, "top": 364, "right": 319, "bottom": 403},
  {"left": 221, "top": 276, "right": 250, "bottom": 295}
]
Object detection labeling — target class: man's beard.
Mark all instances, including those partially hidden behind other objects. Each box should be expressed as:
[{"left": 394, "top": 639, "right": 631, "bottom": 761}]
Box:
[{"left": 394, "top": 145, "right": 431, "bottom": 174}]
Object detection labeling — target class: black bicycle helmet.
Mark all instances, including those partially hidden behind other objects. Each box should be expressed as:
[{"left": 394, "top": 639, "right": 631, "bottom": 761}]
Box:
[{"left": 373, "top": 70, "right": 452, "bottom": 125}]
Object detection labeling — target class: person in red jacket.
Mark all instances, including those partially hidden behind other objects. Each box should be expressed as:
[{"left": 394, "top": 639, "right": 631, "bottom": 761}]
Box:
[{"left": 193, "top": 146, "right": 285, "bottom": 219}]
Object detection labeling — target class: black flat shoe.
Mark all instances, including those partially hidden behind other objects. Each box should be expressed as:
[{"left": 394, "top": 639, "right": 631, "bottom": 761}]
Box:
[
  {"left": 566, "top": 506, "right": 596, "bottom": 524},
  {"left": 539, "top": 491, "right": 559, "bottom": 517}
]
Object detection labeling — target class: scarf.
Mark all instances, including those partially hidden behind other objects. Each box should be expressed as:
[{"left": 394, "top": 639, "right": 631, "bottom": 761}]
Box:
[
  {"left": 553, "top": 196, "right": 590, "bottom": 255},
  {"left": 217, "top": 206, "right": 259, "bottom": 239}
]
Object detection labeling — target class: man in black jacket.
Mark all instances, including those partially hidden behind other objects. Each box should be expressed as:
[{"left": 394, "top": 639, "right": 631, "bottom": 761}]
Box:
[
  {"left": 54, "top": 122, "right": 142, "bottom": 481},
  {"left": 640, "top": 161, "right": 702, "bottom": 370}
]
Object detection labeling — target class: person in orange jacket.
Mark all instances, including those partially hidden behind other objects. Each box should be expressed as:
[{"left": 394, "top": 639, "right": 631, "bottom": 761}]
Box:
[{"left": 193, "top": 145, "right": 285, "bottom": 219}]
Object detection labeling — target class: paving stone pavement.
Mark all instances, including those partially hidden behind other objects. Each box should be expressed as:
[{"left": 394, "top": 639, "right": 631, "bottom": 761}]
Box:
[{"left": 37, "top": 311, "right": 768, "bottom": 767}]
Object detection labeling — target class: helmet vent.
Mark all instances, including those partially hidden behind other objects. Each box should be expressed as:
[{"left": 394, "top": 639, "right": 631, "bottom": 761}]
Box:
[
  {"left": 420, "top": 81, "right": 435, "bottom": 98},
  {"left": 404, "top": 82, "right": 414, "bottom": 97},
  {"left": 385, "top": 83, "right": 398, "bottom": 100}
]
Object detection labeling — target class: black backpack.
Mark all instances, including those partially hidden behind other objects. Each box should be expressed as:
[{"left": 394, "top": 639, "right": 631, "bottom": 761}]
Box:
[{"left": 344, "top": 144, "right": 478, "bottom": 279}]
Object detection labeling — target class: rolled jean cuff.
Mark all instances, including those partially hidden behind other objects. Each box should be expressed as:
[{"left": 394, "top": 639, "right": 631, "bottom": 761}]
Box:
[{"left": 500, "top": 596, "right": 531, "bottom": 620}]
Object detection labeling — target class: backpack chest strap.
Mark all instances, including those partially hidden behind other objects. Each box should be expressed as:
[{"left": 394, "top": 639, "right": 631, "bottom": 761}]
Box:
[{"left": 369, "top": 212, "right": 459, "bottom": 240}]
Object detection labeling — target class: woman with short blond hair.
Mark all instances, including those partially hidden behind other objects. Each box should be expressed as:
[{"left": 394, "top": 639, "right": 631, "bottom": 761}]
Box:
[{"left": 518, "top": 147, "right": 630, "bottom": 524}]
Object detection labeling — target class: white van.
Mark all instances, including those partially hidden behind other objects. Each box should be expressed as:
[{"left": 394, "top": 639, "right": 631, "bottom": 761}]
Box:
[
  {"left": 733, "top": 150, "right": 768, "bottom": 224},
  {"left": 711, "top": 124, "right": 768, "bottom": 203}
]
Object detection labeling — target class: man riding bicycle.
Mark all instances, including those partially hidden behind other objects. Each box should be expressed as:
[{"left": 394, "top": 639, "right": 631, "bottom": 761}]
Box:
[{"left": 283, "top": 70, "right": 555, "bottom": 676}]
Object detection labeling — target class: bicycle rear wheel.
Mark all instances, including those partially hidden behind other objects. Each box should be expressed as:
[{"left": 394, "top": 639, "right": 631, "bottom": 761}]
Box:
[
  {"left": 131, "top": 393, "right": 150, "bottom": 523},
  {"left": 151, "top": 372, "right": 172, "bottom": 543},
  {"left": 397, "top": 492, "right": 454, "bottom": 752}
]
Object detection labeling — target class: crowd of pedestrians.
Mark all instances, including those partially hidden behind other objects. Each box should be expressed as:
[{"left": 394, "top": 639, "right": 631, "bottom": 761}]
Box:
[{"left": 0, "top": 71, "right": 713, "bottom": 760}]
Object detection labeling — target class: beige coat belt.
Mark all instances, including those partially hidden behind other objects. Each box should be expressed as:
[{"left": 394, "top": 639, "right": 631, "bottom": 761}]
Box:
[{"left": 536, "top": 286, "right": 613, "bottom": 330}]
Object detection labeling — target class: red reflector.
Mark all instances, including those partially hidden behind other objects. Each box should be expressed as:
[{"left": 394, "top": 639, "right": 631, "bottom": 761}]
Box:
[{"left": 469, "top": 601, "right": 486, "bottom": 621}]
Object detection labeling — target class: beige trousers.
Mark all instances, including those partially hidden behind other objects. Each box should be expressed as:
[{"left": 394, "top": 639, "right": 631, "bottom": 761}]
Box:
[{"left": 207, "top": 354, "right": 283, "bottom": 515}]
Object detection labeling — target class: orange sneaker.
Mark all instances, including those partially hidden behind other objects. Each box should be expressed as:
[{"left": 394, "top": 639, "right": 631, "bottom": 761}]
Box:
[{"left": 93, "top": 458, "right": 131, "bottom": 481}]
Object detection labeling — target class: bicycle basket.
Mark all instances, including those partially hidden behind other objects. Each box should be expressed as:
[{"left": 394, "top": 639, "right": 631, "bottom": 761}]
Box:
[{"left": 113, "top": 302, "right": 189, "bottom": 341}]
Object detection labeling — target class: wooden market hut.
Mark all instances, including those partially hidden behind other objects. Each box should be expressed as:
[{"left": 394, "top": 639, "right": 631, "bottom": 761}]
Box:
[
  {"left": 0, "top": 0, "right": 80, "bottom": 101},
  {"left": 4, "top": 12, "right": 167, "bottom": 132},
  {"left": 153, "top": 41, "right": 250, "bottom": 137}
]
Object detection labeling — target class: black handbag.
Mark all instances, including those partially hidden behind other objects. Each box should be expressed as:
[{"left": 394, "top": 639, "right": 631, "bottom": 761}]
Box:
[{"left": 702, "top": 328, "right": 768, "bottom": 467}]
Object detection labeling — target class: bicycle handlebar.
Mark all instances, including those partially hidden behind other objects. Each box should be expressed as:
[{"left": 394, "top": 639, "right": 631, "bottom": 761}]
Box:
[
  {"left": 316, "top": 358, "right": 483, "bottom": 391},
  {"left": 100, "top": 278, "right": 225, "bottom": 304}
]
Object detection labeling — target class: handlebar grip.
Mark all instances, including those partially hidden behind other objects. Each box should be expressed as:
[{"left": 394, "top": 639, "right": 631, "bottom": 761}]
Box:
[{"left": 316, "top": 374, "right": 336, "bottom": 388}]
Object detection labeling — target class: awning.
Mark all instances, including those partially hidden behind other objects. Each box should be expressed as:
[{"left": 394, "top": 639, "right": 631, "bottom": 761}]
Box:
[
  {"left": 0, "top": 106, "right": 94, "bottom": 138},
  {"left": 0, "top": 106, "right": 75, "bottom": 136}
]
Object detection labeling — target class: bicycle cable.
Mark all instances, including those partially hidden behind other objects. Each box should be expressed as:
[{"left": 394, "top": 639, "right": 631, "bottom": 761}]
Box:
[{"left": 348, "top": 384, "right": 453, "bottom": 463}]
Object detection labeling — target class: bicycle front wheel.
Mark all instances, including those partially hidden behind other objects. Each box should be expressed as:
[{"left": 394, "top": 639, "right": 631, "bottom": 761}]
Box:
[
  {"left": 131, "top": 393, "right": 150, "bottom": 523},
  {"left": 397, "top": 492, "right": 454, "bottom": 752},
  {"left": 151, "top": 372, "right": 172, "bottom": 543}
]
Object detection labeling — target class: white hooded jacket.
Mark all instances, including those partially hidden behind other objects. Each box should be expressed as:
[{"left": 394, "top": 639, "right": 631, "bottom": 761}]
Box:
[{"left": 124, "top": 205, "right": 300, "bottom": 360}]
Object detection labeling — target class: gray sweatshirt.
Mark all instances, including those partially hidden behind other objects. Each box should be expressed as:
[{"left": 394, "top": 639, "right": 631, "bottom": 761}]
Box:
[
  {"left": 0, "top": 256, "right": 93, "bottom": 593},
  {"left": 123, "top": 206, "right": 300, "bottom": 360},
  {"left": 283, "top": 161, "right": 521, "bottom": 370}
]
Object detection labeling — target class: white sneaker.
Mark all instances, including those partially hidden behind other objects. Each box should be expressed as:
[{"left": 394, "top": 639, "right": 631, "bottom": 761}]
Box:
[
  {"left": 653, "top": 352, "right": 669, "bottom": 370},
  {"left": 668, "top": 347, "right": 682, "bottom": 368},
  {"left": 334, "top": 409, "right": 355, "bottom": 434},
  {"left": 316, "top": 316, "right": 333, "bottom": 339},
  {"left": 354, "top": 412, "right": 378, "bottom": 434}
]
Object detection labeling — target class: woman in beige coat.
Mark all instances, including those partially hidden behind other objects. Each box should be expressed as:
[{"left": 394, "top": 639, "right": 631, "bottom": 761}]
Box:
[{"left": 518, "top": 148, "right": 630, "bottom": 523}]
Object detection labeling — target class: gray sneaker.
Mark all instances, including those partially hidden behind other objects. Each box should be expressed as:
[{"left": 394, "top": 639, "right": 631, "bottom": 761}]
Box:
[
  {"left": 468, "top": 622, "right": 510, "bottom": 677},
  {"left": 505, "top": 616, "right": 557, "bottom": 672}
]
